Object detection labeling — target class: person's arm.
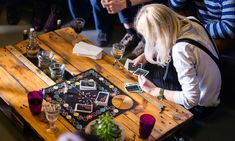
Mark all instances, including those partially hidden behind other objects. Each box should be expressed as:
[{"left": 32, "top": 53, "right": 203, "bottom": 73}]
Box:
[
  {"left": 138, "top": 44, "right": 200, "bottom": 109},
  {"left": 101, "top": 0, "right": 152, "bottom": 14},
  {"left": 204, "top": 0, "right": 235, "bottom": 39},
  {"left": 170, "top": 43, "right": 200, "bottom": 109}
]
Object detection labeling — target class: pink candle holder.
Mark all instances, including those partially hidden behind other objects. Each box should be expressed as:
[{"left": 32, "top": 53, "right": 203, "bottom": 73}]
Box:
[
  {"left": 139, "top": 114, "right": 156, "bottom": 139},
  {"left": 28, "top": 90, "right": 43, "bottom": 115}
]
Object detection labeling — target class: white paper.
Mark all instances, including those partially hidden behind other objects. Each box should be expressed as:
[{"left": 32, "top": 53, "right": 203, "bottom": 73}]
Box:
[{"left": 73, "top": 41, "right": 103, "bottom": 60}]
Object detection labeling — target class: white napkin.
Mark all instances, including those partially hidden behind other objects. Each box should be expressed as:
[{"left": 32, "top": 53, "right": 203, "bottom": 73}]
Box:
[{"left": 73, "top": 41, "right": 103, "bottom": 60}]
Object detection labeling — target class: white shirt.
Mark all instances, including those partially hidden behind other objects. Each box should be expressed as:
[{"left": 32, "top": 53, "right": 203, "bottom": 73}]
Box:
[{"left": 172, "top": 20, "right": 221, "bottom": 109}]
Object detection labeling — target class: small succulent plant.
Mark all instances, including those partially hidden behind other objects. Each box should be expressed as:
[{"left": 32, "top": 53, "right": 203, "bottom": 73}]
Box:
[{"left": 91, "top": 112, "right": 122, "bottom": 141}]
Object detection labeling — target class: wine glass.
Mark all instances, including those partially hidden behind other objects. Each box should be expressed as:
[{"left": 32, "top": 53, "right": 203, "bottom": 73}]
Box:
[
  {"left": 44, "top": 102, "right": 61, "bottom": 133},
  {"left": 111, "top": 43, "right": 126, "bottom": 69}
]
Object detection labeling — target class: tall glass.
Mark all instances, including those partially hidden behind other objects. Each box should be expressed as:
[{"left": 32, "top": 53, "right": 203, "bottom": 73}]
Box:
[
  {"left": 139, "top": 114, "right": 156, "bottom": 139},
  {"left": 44, "top": 102, "right": 61, "bottom": 133},
  {"left": 37, "top": 51, "right": 54, "bottom": 71},
  {"left": 49, "top": 62, "right": 65, "bottom": 82},
  {"left": 111, "top": 43, "right": 125, "bottom": 69}
]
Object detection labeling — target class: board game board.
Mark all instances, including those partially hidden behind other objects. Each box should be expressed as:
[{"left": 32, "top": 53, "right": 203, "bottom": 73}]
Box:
[{"left": 43, "top": 69, "right": 138, "bottom": 129}]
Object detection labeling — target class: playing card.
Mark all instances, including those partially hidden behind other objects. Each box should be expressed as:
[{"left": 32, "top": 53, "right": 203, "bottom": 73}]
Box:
[
  {"left": 124, "top": 58, "right": 133, "bottom": 70},
  {"left": 124, "top": 82, "right": 143, "bottom": 93},
  {"left": 80, "top": 80, "right": 97, "bottom": 90},
  {"left": 95, "top": 91, "right": 110, "bottom": 106},
  {"left": 74, "top": 103, "right": 93, "bottom": 113},
  {"left": 128, "top": 62, "right": 142, "bottom": 72},
  {"left": 133, "top": 68, "right": 149, "bottom": 76}
]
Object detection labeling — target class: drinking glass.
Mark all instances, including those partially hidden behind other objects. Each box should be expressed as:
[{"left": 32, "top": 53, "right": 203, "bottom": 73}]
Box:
[
  {"left": 37, "top": 51, "right": 54, "bottom": 70},
  {"left": 44, "top": 102, "right": 61, "bottom": 133},
  {"left": 49, "top": 62, "right": 65, "bottom": 82},
  {"left": 28, "top": 90, "right": 43, "bottom": 115},
  {"left": 71, "top": 18, "right": 85, "bottom": 34},
  {"left": 139, "top": 114, "right": 156, "bottom": 139},
  {"left": 111, "top": 43, "right": 125, "bottom": 69}
]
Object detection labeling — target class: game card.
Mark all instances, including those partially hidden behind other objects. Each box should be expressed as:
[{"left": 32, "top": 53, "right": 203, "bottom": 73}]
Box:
[
  {"left": 80, "top": 79, "right": 97, "bottom": 90},
  {"left": 124, "top": 58, "right": 133, "bottom": 69},
  {"left": 128, "top": 62, "right": 142, "bottom": 72},
  {"left": 74, "top": 103, "right": 93, "bottom": 113},
  {"left": 133, "top": 68, "right": 149, "bottom": 76},
  {"left": 95, "top": 91, "right": 110, "bottom": 106},
  {"left": 124, "top": 82, "right": 143, "bottom": 93}
]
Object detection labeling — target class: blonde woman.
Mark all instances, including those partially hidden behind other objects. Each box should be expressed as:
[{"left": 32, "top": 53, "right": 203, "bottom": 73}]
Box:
[{"left": 134, "top": 4, "right": 222, "bottom": 118}]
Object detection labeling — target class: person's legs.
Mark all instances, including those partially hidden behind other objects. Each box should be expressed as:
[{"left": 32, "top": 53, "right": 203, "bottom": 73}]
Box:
[
  {"left": 32, "top": 0, "right": 50, "bottom": 31},
  {"left": 124, "top": 1, "right": 168, "bottom": 56},
  {"left": 90, "top": 0, "right": 112, "bottom": 46},
  {"left": 68, "top": 0, "right": 91, "bottom": 21},
  {"left": 118, "top": 6, "right": 141, "bottom": 51},
  {"left": 43, "top": 0, "right": 63, "bottom": 32},
  {"left": 6, "top": 0, "right": 21, "bottom": 25}
]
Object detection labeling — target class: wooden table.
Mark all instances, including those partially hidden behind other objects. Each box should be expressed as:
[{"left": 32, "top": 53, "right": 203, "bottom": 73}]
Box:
[{"left": 0, "top": 28, "right": 193, "bottom": 141}]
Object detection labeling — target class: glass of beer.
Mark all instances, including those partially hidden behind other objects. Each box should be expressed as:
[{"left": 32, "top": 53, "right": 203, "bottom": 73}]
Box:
[{"left": 111, "top": 43, "right": 125, "bottom": 69}]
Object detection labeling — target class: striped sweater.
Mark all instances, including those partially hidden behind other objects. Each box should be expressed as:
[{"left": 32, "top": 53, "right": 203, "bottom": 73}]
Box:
[{"left": 169, "top": 0, "right": 235, "bottom": 39}]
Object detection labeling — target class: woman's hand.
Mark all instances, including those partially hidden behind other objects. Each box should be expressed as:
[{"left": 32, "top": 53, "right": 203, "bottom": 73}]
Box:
[
  {"left": 133, "top": 53, "right": 147, "bottom": 66},
  {"left": 138, "top": 75, "right": 159, "bottom": 96}
]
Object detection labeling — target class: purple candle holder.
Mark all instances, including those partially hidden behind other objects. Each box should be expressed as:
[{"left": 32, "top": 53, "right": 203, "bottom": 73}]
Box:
[
  {"left": 139, "top": 114, "right": 156, "bottom": 139},
  {"left": 28, "top": 90, "right": 43, "bottom": 115}
]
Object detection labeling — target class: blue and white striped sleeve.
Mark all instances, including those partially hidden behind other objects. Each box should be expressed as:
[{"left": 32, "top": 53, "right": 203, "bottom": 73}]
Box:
[
  {"left": 169, "top": 0, "right": 188, "bottom": 9},
  {"left": 205, "top": 0, "right": 235, "bottom": 39}
]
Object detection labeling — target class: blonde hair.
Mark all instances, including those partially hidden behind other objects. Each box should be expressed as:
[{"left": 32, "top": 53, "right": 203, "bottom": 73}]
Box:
[{"left": 135, "top": 4, "right": 192, "bottom": 66}]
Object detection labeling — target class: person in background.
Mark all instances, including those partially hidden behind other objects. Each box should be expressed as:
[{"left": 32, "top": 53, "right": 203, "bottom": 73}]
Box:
[
  {"left": 99, "top": 0, "right": 167, "bottom": 55},
  {"left": 90, "top": 0, "right": 140, "bottom": 48},
  {"left": 33, "top": 0, "right": 63, "bottom": 32},
  {"left": 168, "top": 0, "right": 235, "bottom": 52},
  {"left": 5, "top": 0, "right": 63, "bottom": 32},
  {"left": 6, "top": 0, "right": 21, "bottom": 25},
  {"left": 134, "top": 4, "right": 221, "bottom": 119},
  {"left": 68, "top": 0, "right": 92, "bottom": 23}
]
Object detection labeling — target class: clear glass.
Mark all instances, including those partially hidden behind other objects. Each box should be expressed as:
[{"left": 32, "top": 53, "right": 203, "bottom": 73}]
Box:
[
  {"left": 49, "top": 62, "right": 65, "bottom": 82},
  {"left": 37, "top": 51, "right": 54, "bottom": 70},
  {"left": 44, "top": 102, "right": 61, "bottom": 133},
  {"left": 71, "top": 18, "right": 85, "bottom": 34},
  {"left": 111, "top": 43, "right": 126, "bottom": 69}
]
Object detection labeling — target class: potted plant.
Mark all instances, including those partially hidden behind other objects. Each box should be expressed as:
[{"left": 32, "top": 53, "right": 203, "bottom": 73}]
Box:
[{"left": 86, "top": 112, "right": 124, "bottom": 141}]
